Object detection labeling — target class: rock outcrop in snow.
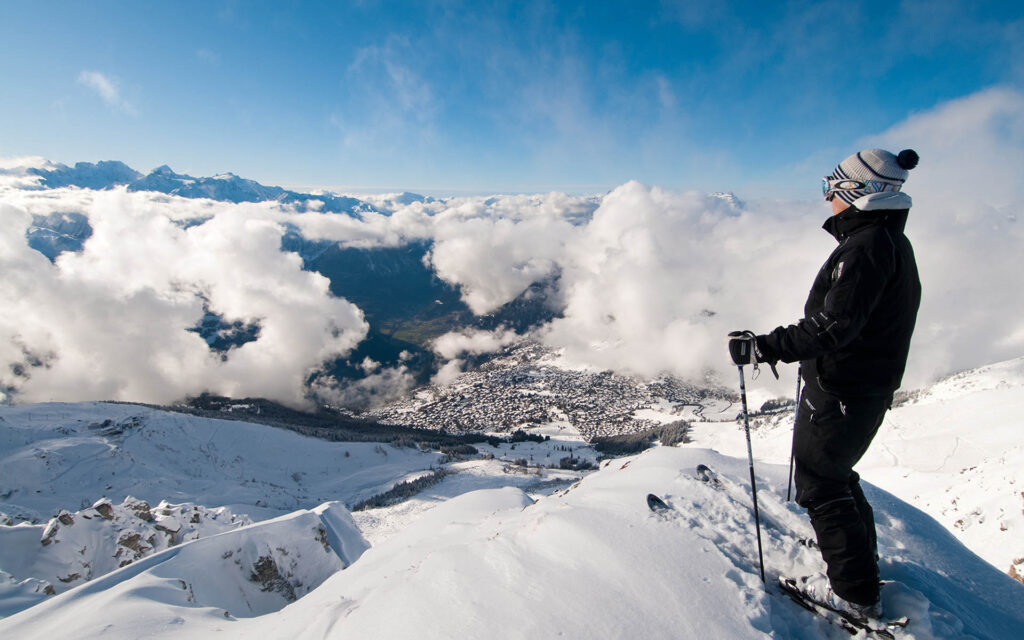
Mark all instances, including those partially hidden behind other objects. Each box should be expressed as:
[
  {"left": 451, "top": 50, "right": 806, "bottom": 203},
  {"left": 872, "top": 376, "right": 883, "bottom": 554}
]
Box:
[
  {"left": 1, "top": 501, "right": 367, "bottom": 626},
  {"left": 0, "top": 495, "right": 251, "bottom": 611}
]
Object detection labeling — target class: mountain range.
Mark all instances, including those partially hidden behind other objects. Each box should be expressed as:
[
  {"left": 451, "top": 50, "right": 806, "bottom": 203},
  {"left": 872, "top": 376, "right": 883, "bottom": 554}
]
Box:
[{"left": 24, "top": 160, "right": 384, "bottom": 215}]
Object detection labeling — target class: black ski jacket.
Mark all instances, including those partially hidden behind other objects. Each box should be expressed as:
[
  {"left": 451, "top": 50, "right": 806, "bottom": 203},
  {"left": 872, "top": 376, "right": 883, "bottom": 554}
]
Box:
[{"left": 757, "top": 205, "right": 921, "bottom": 397}]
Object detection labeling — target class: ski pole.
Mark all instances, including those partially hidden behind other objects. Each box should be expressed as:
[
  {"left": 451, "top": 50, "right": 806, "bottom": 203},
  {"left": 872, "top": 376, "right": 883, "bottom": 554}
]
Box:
[
  {"left": 786, "top": 363, "right": 802, "bottom": 502},
  {"left": 737, "top": 364, "right": 766, "bottom": 583}
]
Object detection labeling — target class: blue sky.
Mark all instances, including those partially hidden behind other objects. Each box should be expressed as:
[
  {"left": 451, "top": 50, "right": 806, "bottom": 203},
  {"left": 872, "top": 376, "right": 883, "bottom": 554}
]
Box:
[{"left": 2, "top": 1, "right": 1021, "bottom": 195}]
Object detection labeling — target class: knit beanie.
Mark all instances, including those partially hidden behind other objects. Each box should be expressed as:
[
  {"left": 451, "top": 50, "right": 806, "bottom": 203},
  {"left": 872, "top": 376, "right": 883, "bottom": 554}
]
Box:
[{"left": 830, "top": 148, "right": 920, "bottom": 205}]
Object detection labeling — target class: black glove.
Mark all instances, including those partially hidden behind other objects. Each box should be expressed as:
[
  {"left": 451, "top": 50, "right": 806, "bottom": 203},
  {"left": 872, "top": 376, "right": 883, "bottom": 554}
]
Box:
[
  {"left": 728, "top": 330, "right": 780, "bottom": 379},
  {"left": 728, "top": 330, "right": 758, "bottom": 365}
]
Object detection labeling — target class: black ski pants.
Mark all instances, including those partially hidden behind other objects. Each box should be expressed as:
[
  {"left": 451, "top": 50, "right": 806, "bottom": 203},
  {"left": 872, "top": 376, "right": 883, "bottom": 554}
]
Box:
[{"left": 793, "top": 382, "right": 891, "bottom": 606}]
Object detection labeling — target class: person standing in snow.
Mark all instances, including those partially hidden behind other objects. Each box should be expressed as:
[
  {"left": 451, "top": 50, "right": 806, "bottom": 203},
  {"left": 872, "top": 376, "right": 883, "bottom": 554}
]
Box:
[{"left": 728, "top": 148, "right": 921, "bottom": 619}]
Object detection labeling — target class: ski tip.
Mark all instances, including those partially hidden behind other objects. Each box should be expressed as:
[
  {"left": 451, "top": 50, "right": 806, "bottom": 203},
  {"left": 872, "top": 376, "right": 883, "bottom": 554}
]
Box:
[
  {"left": 695, "top": 464, "right": 721, "bottom": 486},
  {"left": 646, "top": 493, "right": 668, "bottom": 511}
]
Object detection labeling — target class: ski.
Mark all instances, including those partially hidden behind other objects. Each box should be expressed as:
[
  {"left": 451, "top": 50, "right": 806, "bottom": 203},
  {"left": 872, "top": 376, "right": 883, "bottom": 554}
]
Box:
[
  {"left": 696, "top": 463, "right": 723, "bottom": 488},
  {"left": 645, "top": 465, "right": 735, "bottom": 518},
  {"left": 647, "top": 463, "right": 721, "bottom": 516},
  {"left": 778, "top": 576, "right": 908, "bottom": 639},
  {"left": 646, "top": 493, "right": 670, "bottom": 513}
]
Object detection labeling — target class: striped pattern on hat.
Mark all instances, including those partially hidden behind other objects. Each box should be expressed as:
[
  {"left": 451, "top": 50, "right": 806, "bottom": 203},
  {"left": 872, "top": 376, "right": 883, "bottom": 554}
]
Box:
[{"left": 831, "top": 148, "right": 919, "bottom": 206}]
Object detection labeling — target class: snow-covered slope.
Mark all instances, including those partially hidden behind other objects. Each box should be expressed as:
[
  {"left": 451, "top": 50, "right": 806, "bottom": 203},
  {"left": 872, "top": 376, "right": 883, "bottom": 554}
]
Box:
[
  {"left": 690, "top": 356, "right": 1024, "bottom": 582},
  {"left": 2, "top": 447, "right": 1022, "bottom": 639},
  {"left": 861, "top": 358, "right": 1024, "bottom": 580},
  {"left": 0, "top": 496, "right": 252, "bottom": 614},
  {"left": 0, "top": 402, "right": 444, "bottom": 524},
  {"left": 0, "top": 401, "right": 438, "bottom": 616},
  {"left": 24, "top": 211, "right": 93, "bottom": 261},
  {"left": 0, "top": 401, "right": 593, "bottom": 620},
  {"left": 0, "top": 501, "right": 367, "bottom": 627},
  {"left": 2, "top": 358, "right": 1024, "bottom": 638}
]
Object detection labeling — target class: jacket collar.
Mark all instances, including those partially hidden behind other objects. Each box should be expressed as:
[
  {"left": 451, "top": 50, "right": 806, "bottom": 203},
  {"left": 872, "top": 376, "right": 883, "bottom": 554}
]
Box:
[
  {"left": 823, "top": 206, "right": 910, "bottom": 240},
  {"left": 854, "top": 191, "right": 912, "bottom": 211}
]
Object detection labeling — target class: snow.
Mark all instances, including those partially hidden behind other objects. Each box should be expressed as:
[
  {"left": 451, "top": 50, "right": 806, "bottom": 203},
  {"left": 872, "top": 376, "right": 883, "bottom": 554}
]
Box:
[
  {"left": 689, "top": 357, "right": 1024, "bottom": 581},
  {"left": 2, "top": 359, "right": 1024, "bottom": 638},
  {"left": 0, "top": 402, "right": 445, "bottom": 523},
  {"left": 0, "top": 401, "right": 596, "bottom": 616},
  {"left": 0, "top": 501, "right": 367, "bottom": 634},
  {"left": 0, "top": 495, "right": 250, "bottom": 614},
  {"left": 350, "top": 457, "right": 585, "bottom": 547},
  {"left": 2, "top": 446, "right": 1022, "bottom": 638},
  {"left": 632, "top": 397, "right": 695, "bottom": 424}
]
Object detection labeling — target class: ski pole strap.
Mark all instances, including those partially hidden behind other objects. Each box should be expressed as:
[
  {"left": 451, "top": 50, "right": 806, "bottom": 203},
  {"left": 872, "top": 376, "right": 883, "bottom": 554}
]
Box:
[{"left": 740, "top": 330, "right": 779, "bottom": 380}]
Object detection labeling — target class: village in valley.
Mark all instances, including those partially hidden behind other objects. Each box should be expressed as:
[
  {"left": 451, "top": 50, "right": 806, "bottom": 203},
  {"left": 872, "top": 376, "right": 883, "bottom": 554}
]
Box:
[{"left": 369, "top": 342, "right": 736, "bottom": 440}]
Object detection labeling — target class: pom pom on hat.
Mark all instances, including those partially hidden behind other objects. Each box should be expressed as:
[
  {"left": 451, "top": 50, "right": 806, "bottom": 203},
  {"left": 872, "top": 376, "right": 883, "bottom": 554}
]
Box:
[{"left": 897, "top": 149, "right": 919, "bottom": 170}]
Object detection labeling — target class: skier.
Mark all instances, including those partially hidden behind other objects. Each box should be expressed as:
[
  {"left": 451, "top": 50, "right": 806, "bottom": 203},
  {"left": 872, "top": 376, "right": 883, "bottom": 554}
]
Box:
[{"left": 728, "top": 148, "right": 921, "bottom": 621}]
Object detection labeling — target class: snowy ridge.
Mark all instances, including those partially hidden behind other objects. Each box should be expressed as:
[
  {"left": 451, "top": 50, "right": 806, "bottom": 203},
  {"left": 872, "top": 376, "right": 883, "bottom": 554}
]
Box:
[
  {"left": 0, "top": 402, "right": 445, "bottom": 523},
  {"left": 0, "top": 401, "right": 596, "bottom": 620},
  {"left": 2, "top": 448, "right": 1022, "bottom": 639},
  {"left": 868, "top": 357, "right": 1024, "bottom": 583},
  {"left": 2, "top": 159, "right": 378, "bottom": 215},
  {"left": 1, "top": 501, "right": 367, "bottom": 630},
  {"left": 0, "top": 496, "right": 251, "bottom": 614}
]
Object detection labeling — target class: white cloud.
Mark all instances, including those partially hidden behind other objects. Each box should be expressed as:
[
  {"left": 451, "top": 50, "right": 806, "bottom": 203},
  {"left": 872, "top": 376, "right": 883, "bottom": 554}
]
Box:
[
  {"left": 415, "top": 88, "right": 1024, "bottom": 395},
  {"left": 2, "top": 87, "right": 1022, "bottom": 406},
  {"left": 429, "top": 216, "right": 566, "bottom": 315},
  {"left": 539, "top": 183, "right": 821, "bottom": 392},
  {"left": 77, "top": 70, "right": 138, "bottom": 116},
  {"left": 425, "top": 192, "right": 593, "bottom": 314},
  {"left": 861, "top": 86, "right": 1024, "bottom": 385},
  {"left": 432, "top": 328, "right": 521, "bottom": 361},
  {"left": 431, "top": 359, "right": 465, "bottom": 387},
  {"left": 0, "top": 189, "right": 367, "bottom": 407},
  {"left": 310, "top": 366, "right": 415, "bottom": 410}
]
